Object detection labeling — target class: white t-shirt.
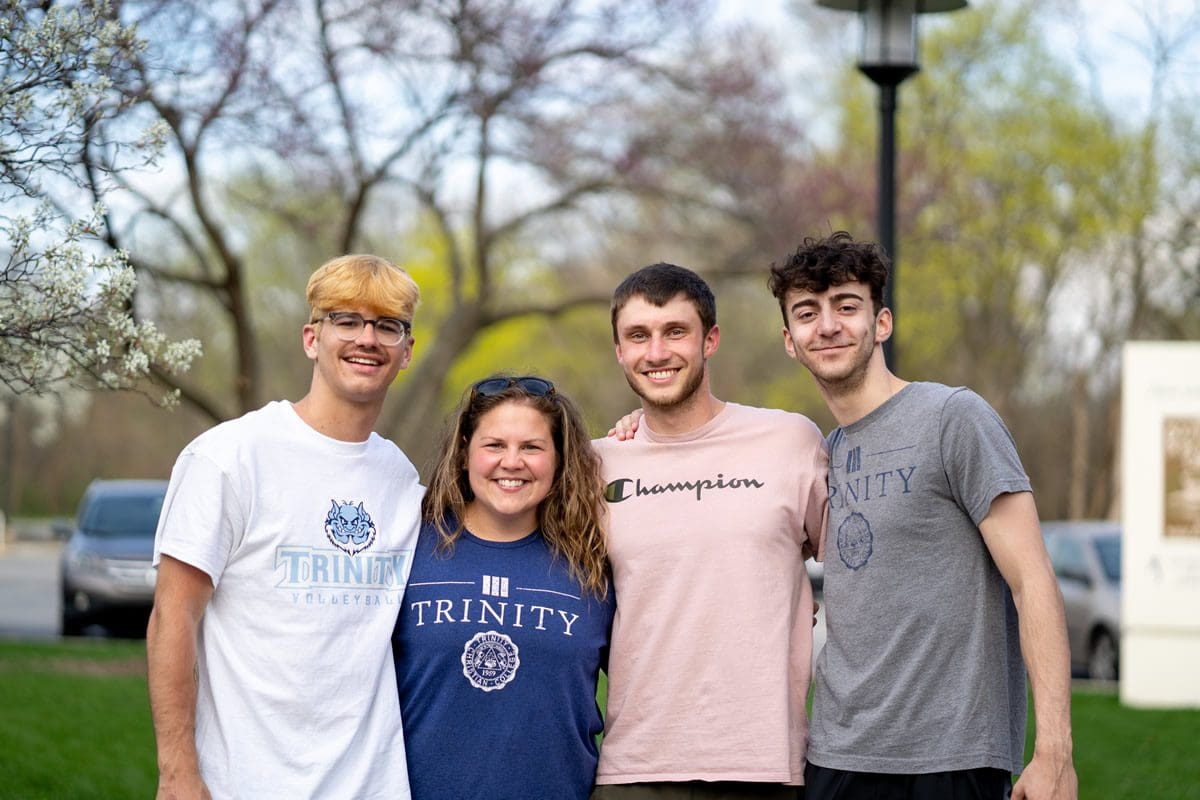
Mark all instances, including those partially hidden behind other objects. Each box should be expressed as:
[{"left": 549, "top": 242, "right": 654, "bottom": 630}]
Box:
[{"left": 154, "top": 401, "right": 422, "bottom": 799}]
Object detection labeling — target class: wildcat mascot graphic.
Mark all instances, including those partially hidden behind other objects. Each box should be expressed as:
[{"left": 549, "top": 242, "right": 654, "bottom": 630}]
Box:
[{"left": 324, "top": 500, "right": 378, "bottom": 556}]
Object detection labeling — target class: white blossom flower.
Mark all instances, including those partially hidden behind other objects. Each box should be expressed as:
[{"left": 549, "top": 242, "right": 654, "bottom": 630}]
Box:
[{"left": 1, "top": 3, "right": 197, "bottom": 408}]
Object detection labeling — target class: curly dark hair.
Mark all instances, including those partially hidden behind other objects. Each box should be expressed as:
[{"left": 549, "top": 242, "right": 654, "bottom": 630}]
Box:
[{"left": 767, "top": 231, "right": 890, "bottom": 321}]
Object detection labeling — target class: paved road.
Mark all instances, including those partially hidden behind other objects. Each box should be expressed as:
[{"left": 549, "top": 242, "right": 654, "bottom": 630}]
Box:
[{"left": 0, "top": 540, "right": 62, "bottom": 639}]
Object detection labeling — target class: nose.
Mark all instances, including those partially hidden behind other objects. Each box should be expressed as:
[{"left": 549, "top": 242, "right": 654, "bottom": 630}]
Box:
[
  {"left": 355, "top": 320, "right": 380, "bottom": 345},
  {"left": 499, "top": 446, "right": 524, "bottom": 469},
  {"left": 814, "top": 308, "right": 840, "bottom": 337},
  {"left": 646, "top": 334, "right": 671, "bottom": 362}
]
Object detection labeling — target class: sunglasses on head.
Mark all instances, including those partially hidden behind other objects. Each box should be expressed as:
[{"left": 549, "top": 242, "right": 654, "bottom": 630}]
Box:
[{"left": 471, "top": 376, "right": 556, "bottom": 399}]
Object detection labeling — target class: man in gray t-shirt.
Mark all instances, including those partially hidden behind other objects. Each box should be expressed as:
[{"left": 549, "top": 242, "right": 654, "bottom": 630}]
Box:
[{"left": 768, "top": 232, "right": 1077, "bottom": 800}]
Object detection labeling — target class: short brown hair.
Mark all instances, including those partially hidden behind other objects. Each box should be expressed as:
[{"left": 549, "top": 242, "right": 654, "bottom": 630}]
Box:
[{"left": 611, "top": 262, "right": 716, "bottom": 342}]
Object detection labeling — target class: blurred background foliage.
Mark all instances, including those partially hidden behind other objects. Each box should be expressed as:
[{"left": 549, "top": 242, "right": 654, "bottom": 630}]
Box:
[{"left": 2, "top": 0, "right": 1198, "bottom": 520}]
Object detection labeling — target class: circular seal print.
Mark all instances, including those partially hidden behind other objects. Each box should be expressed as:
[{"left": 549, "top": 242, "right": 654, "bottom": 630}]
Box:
[
  {"left": 461, "top": 630, "right": 521, "bottom": 692},
  {"left": 837, "top": 511, "right": 874, "bottom": 570}
]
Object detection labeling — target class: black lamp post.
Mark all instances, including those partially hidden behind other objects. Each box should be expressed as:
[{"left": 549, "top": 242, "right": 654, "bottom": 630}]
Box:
[{"left": 815, "top": 0, "right": 967, "bottom": 372}]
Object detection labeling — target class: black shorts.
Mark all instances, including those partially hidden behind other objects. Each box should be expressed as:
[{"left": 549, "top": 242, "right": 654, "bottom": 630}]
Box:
[{"left": 804, "top": 763, "right": 1012, "bottom": 800}]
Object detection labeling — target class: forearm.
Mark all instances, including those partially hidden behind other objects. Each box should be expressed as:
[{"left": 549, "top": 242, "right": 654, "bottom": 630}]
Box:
[
  {"left": 146, "top": 603, "right": 204, "bottom": 785},
  {"left": 146, "top": 555, "right": 215, "bottom": 798},
  {"left": 980, "top": 492, "right": 1077, "bottom": 798},
  {"left": 1012, "top": 569, "right": 1074, "bottom": 757}
]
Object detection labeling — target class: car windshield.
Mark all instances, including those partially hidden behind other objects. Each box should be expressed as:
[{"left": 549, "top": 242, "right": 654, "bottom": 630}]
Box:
[
  {"left": 82, "top": 493, "right": 165, "bottom": 538},
  {"left": 1094, "top": 535, "right": 1121, "bottom": 583}
]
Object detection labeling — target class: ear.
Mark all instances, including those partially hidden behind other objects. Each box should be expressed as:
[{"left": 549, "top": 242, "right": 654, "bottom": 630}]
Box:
[
  {"left": 782, "top": 326, "right": 798, "bottom": 360},
  {"left": 302, "top": 323, "right": 319, "bottom": 360},
  {"left": 875, "top": 307, "right": 893, "bottom": 344},
  {"left": 396, "top": 337, "right": 415, "bottom": 370},
  {"left": 702, "top": 323, "right": 720, "bottom": 359},
  {"left": 614, "top": 340, "right": 625, "bottom": 367}
]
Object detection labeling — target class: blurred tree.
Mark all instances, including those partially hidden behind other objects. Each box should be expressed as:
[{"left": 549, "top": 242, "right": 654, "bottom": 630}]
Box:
[
  {"left": 804, "top": 0, "right": 1200, "bottom": 518},
  {"left": 11, "top": 0, "right": 1198, "bottom": 520},
  {"left": 1053, "top": 0, "right": 1200, "bottom": 519},
  {"left": 892, "top": 3, "right": 1133, "bottom": 407},
  {"left": 70, "top": 0, "right": 811, "bottom": 459},
  {"left": 0, "top": 0, "right": 201, "bottom": 516}
]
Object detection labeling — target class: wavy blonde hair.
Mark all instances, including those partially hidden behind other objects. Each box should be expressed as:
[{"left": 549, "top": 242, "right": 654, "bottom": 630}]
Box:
[{"left": 422, "top": 375, "right": 609, "bottom": 599}]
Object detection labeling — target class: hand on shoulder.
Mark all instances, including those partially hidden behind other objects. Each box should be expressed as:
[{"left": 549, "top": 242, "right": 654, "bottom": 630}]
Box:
[{"left": 607, "top": 408, "right": 643, "bottom": 441}]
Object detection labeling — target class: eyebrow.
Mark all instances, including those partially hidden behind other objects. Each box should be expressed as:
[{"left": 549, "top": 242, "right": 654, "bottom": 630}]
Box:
[
  {"left": 620, "top": 318, "right": 694, "bottom": 333},
  {"left": 478, "top": 435, "right": 550, "bottom": 445},
  {"left": 789, "top": 290, "right": 866, "bottom": 314}
]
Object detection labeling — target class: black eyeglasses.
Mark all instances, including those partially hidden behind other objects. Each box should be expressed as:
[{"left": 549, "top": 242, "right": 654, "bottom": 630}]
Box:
[
  {"left": 317, "top": 311, "right": 411, "bottom": 346},
  {"left": 471, "top": 376, "right": 556, "bottom": 399}
]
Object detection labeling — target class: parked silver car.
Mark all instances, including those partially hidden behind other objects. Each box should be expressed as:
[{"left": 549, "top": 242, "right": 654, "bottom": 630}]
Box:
[
  {"left": 1041, "top": 520, "right": 1121, "bottom": 681},
  {"left": 59, "top": 479, "right": 167, "bottom": 636}
]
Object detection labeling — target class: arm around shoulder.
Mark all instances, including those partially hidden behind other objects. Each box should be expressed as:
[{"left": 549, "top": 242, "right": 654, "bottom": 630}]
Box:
[
  {"left": 978, "top": 492, "right": 1077, "bottom": 800},
  {"left": 805, "top": 432, "right": 829, "bottom": 563},
  {"left": 146, "top": 555, "right": 215, "bottom": 800}
]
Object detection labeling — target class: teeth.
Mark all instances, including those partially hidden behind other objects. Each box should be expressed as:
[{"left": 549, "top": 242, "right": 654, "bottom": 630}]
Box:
[
  {"left": 497, "top": 479, "right": 525, "bottom": 488},
  {"left": 647, "top": 370, "right": 676, "bottom": 380},
  {"left": 347, "top": 357, "right": 380, "bottom": 365}
]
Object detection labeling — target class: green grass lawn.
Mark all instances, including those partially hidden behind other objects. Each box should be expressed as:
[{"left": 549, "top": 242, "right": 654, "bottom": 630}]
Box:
[
  {"left": 0, "top": 639, "right": 156, "bottom": 799},
  {"left": 1047, "top": 690, "right": 1200, "bottom": 799},
  {"left": 2, "top": 639, "right": 1198, "bottom": 799}
]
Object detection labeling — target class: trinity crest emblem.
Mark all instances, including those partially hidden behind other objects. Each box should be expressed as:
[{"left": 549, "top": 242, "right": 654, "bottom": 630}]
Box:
[
  {"left": 837, "top": 511, "right": 874, "bottom": 570},
  {"left": 461, "top": 630, "right": 520, "bottom": 692}
]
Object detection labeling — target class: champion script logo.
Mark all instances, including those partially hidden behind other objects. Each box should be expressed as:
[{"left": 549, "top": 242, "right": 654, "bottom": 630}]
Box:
[{"left": 605, "top": 473, "right": 765, "bottom": 503}]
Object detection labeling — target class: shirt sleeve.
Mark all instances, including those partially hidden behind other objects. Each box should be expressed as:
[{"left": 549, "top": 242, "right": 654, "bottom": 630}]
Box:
[
  {"left": 939, "top": 389, "right": 1032, "bottom": 527},
  {"left": 153, "top": 449, "right": 245, "bottom": 587}
]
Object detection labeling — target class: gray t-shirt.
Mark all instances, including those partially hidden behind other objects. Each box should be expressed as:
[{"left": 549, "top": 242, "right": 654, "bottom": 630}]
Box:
[{"left": 808, "top": 382, "right": 1030, "bottom": 775}]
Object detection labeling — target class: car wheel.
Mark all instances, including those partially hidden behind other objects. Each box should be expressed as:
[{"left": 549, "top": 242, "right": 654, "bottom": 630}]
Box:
[
  {"left": 1088, "top": 629, "right": 1119, "bottom": 681},
  {"left": 61, "top": 582, "right": 87, "bottom": 637},
  {"left": 61, "top": 607, "right": 85, "bottom": 637}
]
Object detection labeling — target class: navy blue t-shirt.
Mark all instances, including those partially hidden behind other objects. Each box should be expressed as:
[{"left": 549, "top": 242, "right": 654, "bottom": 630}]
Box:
[{"left": 393, "top": 521, "right": 614, "bottom": 800}]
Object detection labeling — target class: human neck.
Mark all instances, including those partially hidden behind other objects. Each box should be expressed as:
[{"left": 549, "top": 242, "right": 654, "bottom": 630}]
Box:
[
  {"left": 463, "top": 503, "right": 536, "bottom": 543},
  {"left": 291, "top": 391, "right": 380, "bottom": 443},
  {"left": 642, "top": 388, "right": 725, "bottom": 437},
  {"left": 820, "top": 364, "right": 908, "bottom": 428}
]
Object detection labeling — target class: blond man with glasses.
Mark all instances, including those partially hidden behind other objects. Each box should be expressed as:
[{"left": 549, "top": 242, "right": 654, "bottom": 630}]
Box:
[{"left": 147, "top": 254, "right": 424, "bottom": 800}]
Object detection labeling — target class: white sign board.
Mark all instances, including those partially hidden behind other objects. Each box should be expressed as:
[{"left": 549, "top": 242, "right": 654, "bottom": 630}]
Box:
[{"left": 1121, "top": 342, "right": 1200, "bottom": 707}]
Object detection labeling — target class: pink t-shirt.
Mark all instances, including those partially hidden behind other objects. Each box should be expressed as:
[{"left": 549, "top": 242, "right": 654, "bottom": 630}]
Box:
[{"left": 593, "top": 402, "right": 828, "bottom": 785}]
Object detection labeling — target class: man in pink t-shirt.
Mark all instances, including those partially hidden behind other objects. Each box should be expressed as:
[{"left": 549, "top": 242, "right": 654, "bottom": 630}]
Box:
[{"left": 591, "top": 263, "right": 828, "bottom": 800}]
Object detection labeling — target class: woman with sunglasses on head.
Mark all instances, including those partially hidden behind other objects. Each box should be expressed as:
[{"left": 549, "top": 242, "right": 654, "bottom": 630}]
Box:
[{"left": 393, "top": 374, "right": 614, "bottom": 800}]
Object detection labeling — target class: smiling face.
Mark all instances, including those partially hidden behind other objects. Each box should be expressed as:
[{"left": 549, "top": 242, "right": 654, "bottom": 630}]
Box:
[
  {"left": 613, "top": 293, "right": 719, "bottom": 415},
  {"left": 464, "top": 400, "right": 558, "bottom": 541},
  {"left": 303, "top": 304, "right": 413, "bottom": 409},
  {"left": 781, "top": 280, "right": 890, "bottom": 394}
]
